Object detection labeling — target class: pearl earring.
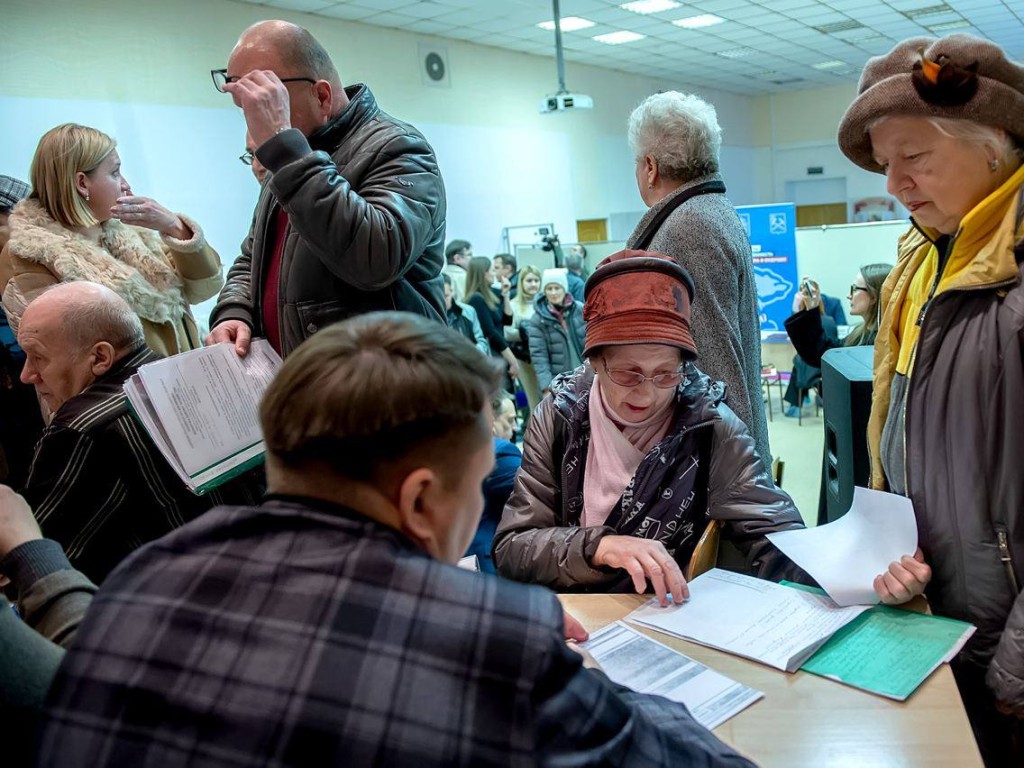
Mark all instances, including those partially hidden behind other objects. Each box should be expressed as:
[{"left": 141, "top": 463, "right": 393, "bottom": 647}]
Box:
[
  {"left": 84, "top": 192, "right": 90, "bottom": 202},
  {"left": 990, "top": 159, "right": 1000, "bottom": 172}
]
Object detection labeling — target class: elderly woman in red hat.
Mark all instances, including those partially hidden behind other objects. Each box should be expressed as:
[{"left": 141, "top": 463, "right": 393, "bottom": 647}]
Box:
[
  {"left": 493, "top": 251, "right": 805, "bottom": 603},
  {"left": 837, "top": 34, "right": 1024, "bottom": 764}
]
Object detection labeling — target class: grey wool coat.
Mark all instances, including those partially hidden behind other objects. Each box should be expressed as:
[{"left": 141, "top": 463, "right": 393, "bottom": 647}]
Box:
[{"left": 628, "top": 173, "right": 771, "bottom": 472}]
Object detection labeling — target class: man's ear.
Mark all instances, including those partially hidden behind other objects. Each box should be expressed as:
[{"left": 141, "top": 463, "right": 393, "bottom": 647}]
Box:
[
  {"left": 395, "top": 467, "right": 444, "bottom": 560},
  {"left": 315, "top": 80, "right": 333, "bottom": 121},
  {"left": 89, "top": 341, "right": 117, "bottom": 377}
]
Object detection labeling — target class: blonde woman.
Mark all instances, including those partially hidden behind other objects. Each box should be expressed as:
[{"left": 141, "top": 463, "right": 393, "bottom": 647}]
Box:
[
  {"left": 0, "top": 123, "right": 222, "bottom": 356},
  {"left": 505, "top": 264, "right": 542, "bottom": 409}
]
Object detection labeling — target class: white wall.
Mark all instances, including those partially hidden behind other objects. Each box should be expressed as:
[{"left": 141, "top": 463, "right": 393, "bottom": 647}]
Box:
[{"left": 0, "top": 0, "right": 766, "bottom": 263}]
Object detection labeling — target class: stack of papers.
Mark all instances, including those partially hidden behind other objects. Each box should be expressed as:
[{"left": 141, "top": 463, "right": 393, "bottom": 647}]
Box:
[
  {"left": 580, "top": 621, "right": 762, "bottom": 730},
  {"left": 785, "top": 583, "right": 976, "bottom": 700},
  {"left": 628, "top": 569, "right": 870, "bottom": 672},
  {"left": 124, "top": 340, "right": 282, "bottom": 494},
  {"left": 766, "top": 487, "right": 918, "bottom": 606}
]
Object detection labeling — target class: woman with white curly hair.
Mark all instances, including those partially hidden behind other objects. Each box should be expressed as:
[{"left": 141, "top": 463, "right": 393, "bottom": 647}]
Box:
[{"left": 626, "top": 91, "right": 770, "bottom": 472}]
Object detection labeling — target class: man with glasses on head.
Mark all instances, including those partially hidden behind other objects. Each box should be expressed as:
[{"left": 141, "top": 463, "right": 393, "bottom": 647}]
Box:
[
  {"left": 495, "top": 250, "right": 806, "bottom": 598},
  {"left": 207, "top": 20, "right": 446, "bottom": 358}
]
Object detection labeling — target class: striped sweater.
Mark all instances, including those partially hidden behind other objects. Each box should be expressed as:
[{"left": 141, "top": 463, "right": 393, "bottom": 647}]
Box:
[{"left": 22, "top": 345, "right": 261, "bottom": 583}]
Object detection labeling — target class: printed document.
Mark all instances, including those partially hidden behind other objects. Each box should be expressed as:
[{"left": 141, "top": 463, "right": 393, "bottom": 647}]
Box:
[
  {"left": 580, "top": 621, "right": 762, "bottom": 730},
  {"left": 766, "top": 487, "right": 918, "bottom": 606},
  {"left": 627, "top": 569, "right": 870, "bottom": 672},
  {"left": 124, "top": 340, "right": 282, "bottom": 493}
]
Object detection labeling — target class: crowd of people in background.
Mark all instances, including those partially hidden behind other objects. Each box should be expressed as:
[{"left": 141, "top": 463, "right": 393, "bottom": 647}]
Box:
[{"left": 0, "top": 20, "right": 1021, "bottom": 768}]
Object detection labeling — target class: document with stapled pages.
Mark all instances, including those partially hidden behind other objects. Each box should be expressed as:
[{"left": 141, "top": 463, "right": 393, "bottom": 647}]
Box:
[{"left": 627, "top": 569, "right": 870, "bottom": 672}]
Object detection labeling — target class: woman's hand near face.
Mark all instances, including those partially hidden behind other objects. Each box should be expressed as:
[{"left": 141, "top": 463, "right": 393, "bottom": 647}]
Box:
[
  {"left": 794, "top": 276, "right": 821, "bottom": 312},
  {"left": 592, "top": 535, "right": 689, "bottom": 607},
  {"left": 112, "top": 195, "right": 191, "bottom": 240}
]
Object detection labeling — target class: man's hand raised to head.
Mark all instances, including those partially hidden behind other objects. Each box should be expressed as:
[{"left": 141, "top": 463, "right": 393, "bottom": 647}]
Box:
[
  {"left": 222, "top": 70, "right": 292, "bottom": 147},
  {"left": 0, "top": 485, "right": 42, "bottom": 560}
]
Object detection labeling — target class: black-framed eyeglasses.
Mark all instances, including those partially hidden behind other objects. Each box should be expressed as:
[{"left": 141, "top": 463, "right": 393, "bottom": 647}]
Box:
[
  {"left": 850, "top": 284, "right": 870, "bottom": 296},
  {"left": 240, "top": 151, "right": 254, "bottom": 166},
  {"left": 601, "top": 358, "right": 685, "bottom": 389},
  {"left": 211, "top": 69, "right": 317, "bottom": 93}
]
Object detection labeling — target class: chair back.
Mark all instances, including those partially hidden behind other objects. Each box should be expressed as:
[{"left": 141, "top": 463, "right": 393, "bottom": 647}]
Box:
[{"left": 685, "top": 519, "right": 721, "bottom": 581}]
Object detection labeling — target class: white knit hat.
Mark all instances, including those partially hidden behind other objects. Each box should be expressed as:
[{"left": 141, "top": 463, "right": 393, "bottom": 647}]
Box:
[{"left": 541, "top": 268, "right": 569, "bottom": 292}]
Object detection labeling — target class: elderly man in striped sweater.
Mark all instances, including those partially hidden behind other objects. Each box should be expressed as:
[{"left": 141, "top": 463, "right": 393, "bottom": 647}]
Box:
[{"left": 16, "top": 282, "right": 259, "bottom": 582}]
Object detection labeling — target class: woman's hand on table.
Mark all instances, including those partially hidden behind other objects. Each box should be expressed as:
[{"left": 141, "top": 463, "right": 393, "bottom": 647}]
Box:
[
  {"left": 112, "top": 195, "right": 191, "bottom": 240},
  {"left": 592, "top": 535, "right": 689, "bottom": 607},
  {"left": 873, "top": 547, "right": 931, "bottom": 605}
]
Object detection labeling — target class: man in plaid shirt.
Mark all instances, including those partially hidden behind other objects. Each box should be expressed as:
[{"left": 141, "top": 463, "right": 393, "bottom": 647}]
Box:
[{"left": 35, "top": 312, "right": 754, "bottom": 767}]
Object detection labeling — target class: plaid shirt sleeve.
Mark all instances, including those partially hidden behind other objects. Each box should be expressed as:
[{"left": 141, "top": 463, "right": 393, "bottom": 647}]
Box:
[{"left": 533, "top": 634, "right": 757, "bottom": 767}]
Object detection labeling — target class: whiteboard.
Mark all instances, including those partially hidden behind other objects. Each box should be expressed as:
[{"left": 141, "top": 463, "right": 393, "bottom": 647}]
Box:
[{"left": 794, "top": 220, "right": 909, "bottom": 314}]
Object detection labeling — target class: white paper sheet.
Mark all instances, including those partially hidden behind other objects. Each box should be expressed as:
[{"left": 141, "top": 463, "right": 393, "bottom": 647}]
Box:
[
  {"left": 580, "top": 621, "right": 763, "bottom": 730},
  {"left": 766, "top": 487, "right": 918, "bottom": 606},
  {"left": 627, "top": 569, "right": 870, "bottom": 672},
  {"left": 457, "top": 555, "right": 480, "bottom": 571},
  {"left": 137, "top": 340, "right": 281, "bottom": 477}
]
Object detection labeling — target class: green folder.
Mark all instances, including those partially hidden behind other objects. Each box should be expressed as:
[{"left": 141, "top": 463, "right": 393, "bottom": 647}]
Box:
[{"left": 782, "top": 582, "right": 975, "bottom": 701}]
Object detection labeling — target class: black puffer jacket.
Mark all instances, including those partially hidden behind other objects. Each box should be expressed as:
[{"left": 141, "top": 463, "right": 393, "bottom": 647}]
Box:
[
  {"left": 493, "top": 364, "right": 804, "bottom": 591},
  {"left": 526, "top": 295, "right": 586, "bottom": 390},
  {"left": 211, "top": 84, "right": 446, "bottom": 356}
]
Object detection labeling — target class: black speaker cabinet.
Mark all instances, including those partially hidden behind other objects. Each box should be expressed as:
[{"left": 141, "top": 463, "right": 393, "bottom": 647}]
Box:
[{"left": 820, "top": 346, "right": 875, "bottom": 523}]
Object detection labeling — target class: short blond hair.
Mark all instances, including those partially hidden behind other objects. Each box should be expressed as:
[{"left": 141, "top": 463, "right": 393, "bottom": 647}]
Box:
[{"left": 30, "top": 123, "right": 116, "bottom": 229}]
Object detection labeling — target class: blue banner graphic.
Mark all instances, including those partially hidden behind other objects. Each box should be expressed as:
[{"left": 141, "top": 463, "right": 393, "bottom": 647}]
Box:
[{"left": 736, "top": 203, "right": 798, "bottom": 332}]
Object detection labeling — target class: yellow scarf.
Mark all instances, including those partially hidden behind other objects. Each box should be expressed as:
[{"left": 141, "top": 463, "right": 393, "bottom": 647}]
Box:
[{"left": 895, "top": 163, "right": 1024, "bottom": 375}]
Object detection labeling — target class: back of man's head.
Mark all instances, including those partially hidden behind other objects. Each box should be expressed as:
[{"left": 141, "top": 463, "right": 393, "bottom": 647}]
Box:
[
  {"left": 261, "top": 311, "right": 502, "bottom": 503},
  {"left": 445, "top": 239, "right": 471, "bottom": 265}
]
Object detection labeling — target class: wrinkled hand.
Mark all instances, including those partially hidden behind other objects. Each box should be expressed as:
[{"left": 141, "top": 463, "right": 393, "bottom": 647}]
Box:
[
  {"left": 0, "top": 485, "right": 42, "bottom": 559},
  {"left": 222, "top": 70, "right": 292, "bottom": 147},
  {"left": 205, "top": 320, "right": 252, "bottom": 357},
  {"left": 111, "top": 195, "right": 189, "bottom": 239},
  {"left": 593, "top": 535, "right": 689, "bottom": 607},
  {"left": 874, "top": 547, "right": 931, "bottom": 605}
]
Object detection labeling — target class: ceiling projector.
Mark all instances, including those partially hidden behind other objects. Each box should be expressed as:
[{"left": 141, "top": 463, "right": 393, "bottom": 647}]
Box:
[{"left": 540, "top": 92, "right": 594, "bottom": 114}]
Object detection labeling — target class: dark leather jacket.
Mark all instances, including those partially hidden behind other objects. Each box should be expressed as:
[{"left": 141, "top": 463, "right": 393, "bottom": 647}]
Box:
[
  {"left": 493, "top": 364, "right": 804, "bottom": 591},
  {"left": 211, "top": 85, "right": 446, "bottom": 355}
]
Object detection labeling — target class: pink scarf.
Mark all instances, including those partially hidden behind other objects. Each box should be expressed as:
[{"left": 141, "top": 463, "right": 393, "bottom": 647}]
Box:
[{"left": 583, "top": 376, "right": 676, "bottom": 528}]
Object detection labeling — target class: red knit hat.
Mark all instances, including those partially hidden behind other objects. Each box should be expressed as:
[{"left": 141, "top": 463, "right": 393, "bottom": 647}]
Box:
[{"left": 583, "top": 250, "right": 697, "bottom": 358}]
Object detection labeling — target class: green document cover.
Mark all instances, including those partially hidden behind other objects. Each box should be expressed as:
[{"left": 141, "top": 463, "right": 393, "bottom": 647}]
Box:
[{"left": 782, "top": 582, "right": 975, "bottom": 701}]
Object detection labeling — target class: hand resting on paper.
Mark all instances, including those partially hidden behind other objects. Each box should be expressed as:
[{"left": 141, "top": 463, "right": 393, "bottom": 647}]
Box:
[
  {"left": 873, "top": 547, "right": 931, "bottom": 605},
  {"left": 563, "top": 610, "right": 589, "bottom": 643},
  {"left": 593, "top": 535, "right": 690, "bottom": 607},
  {"left": 206, "top": 320, "right": 253, "bottom": 357}
]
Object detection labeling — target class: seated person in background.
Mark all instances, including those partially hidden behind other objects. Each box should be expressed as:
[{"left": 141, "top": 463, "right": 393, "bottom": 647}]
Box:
[
  {"left": 0, "top": 485, "right": 96, "bottom": 768},
  {"left": 784, "top": 264, "right": 892, "bottom": 367},
  {"left": 464, "top": 392, "right": 522, "bottom": 574},
  {"left": 1, "top": 123, "right": 222, "bottom": 357},
  {"left": 35, "top": 311, "right": 755, "bottom": 768},
  {"left": 495, "top": 251, "right": 805, "bottom": 600},
  {"left": 526, "top": 268, "right": 586, "bottom": 396},
  {"left": 442, "top": 272, "right": 488, "bottom": 356},
  {"left": 17, "top": 282, "right": 261, "bottom": 582}
]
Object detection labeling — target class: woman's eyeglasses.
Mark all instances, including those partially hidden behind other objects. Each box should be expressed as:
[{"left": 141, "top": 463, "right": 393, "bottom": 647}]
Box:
[
  {"left": 601, "top": 359, "right": 685, "bottom": 389},
  {"left": 850, "top": 284, "right": 870, "bottom": 295}
]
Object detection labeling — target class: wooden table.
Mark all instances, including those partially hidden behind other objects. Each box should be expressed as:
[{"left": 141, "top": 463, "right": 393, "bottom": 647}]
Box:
[{"left": 560, "top": 594, "right": 982, "bottom": 768}]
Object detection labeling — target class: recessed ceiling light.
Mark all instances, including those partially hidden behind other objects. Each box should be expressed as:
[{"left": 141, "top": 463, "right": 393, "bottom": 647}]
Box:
[
  {"left": 929, "top": 19, "right": 971, "bottom": 32},
  {"left": 812, "top": 60, "right": 847, "bottom": 70},
  {"left": 537, "top": 17, "right": 595, "bottom": 32},
  {"left": 672, "top": 13, "right": 725, "bottom": 29},
  {"left": 814, "top": 20, "right": 864, "bottom": 33},
  {"left": 594, "top": 30, "right": 646, "bottom": 44},
  {"left": 905, "top": 3, "right": 952, "bottom": 18},
  {"left": 716, "top": 47, "right": 756, "bottom": 59},
  {"left": 620, "top": 0, "right": 680, "bottom": 14}
]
